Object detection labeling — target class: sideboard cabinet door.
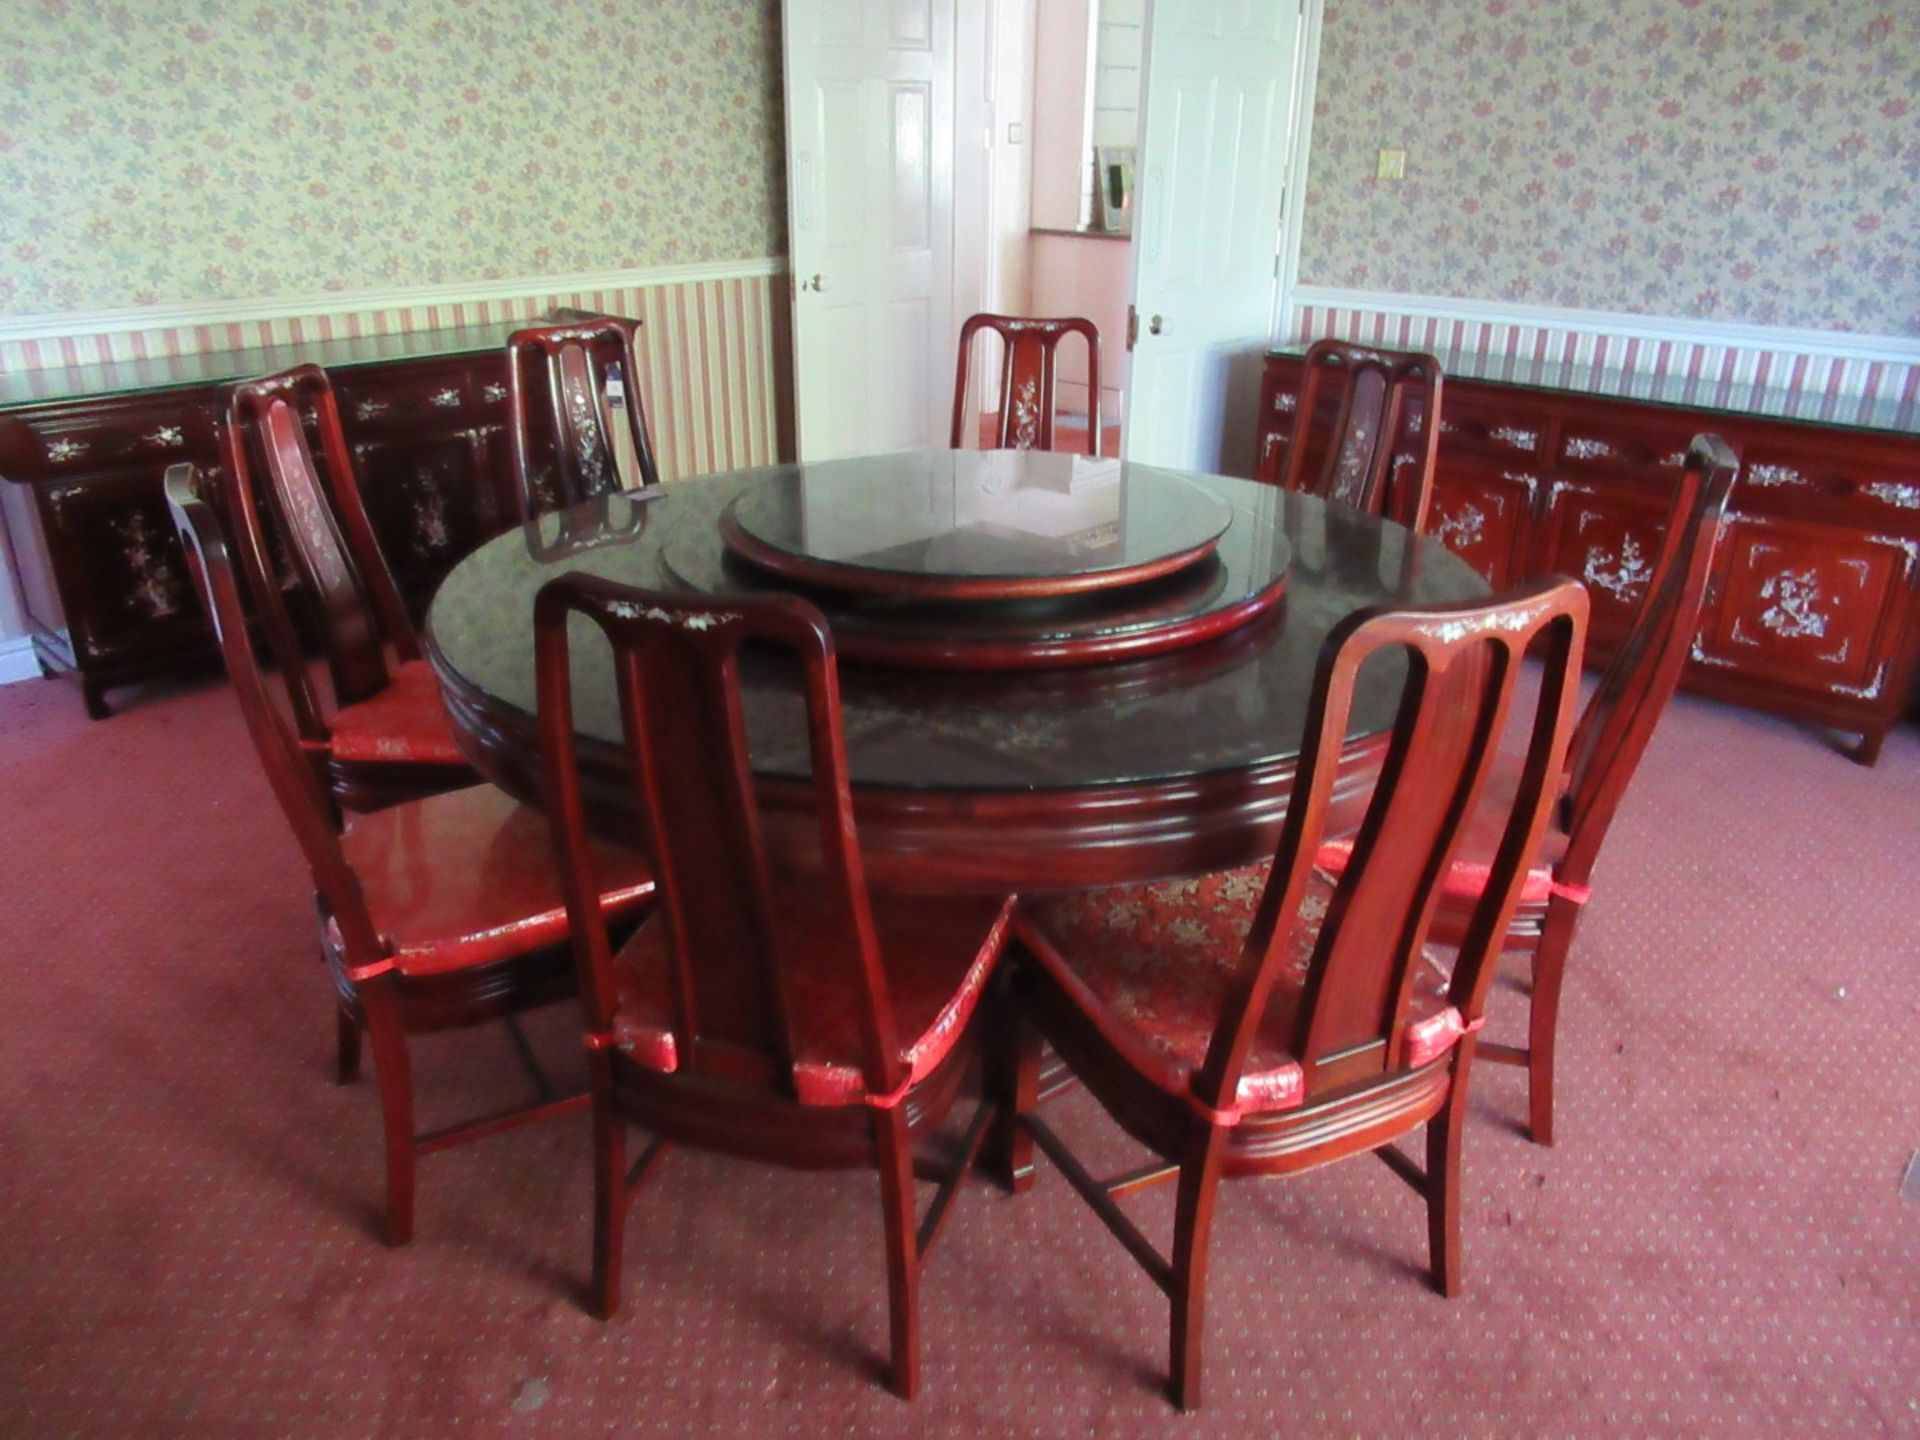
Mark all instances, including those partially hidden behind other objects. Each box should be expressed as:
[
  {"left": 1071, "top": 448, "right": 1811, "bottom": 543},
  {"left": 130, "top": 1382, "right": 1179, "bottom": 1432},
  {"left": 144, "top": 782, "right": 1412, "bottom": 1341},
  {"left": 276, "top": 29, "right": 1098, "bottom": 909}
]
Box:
[
  {"left": 347, "top": 433, "right": 495, "bottom": 609},
  {"left": 41, "top": 471, "right": 208, "bottom": 682},
  {"left": 1250, "top": 360, "right": 1341, "bottom": 486},
  {"left": 1534, "top": 477, "right": 1677, "bottom": 656},
  {"left": 1253, "top": 365, "right": 1297, "bottom": 482},
  {"left": 335, "top": 358, "right": 512, "bottom": 612},
  {"left": 1693, "top": 516, "right": 1920, "bottom": 710},
  {"left": 1426, "top": 394, "right": 1547, "bottom": 588},
  {"left": 1426, "top": 462, "right": 1537, "bottom": 589}
]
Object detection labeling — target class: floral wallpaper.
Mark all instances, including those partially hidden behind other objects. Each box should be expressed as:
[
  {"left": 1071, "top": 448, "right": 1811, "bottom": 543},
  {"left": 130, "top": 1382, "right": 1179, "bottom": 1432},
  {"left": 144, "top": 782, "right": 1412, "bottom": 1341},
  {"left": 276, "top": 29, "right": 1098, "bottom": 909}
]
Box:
[
  {"left": 0, "top": 0, "right": 786, "bottom": 316},
  {"left": 1299, "top": 0, "right": 1920, "bottom": 336}
]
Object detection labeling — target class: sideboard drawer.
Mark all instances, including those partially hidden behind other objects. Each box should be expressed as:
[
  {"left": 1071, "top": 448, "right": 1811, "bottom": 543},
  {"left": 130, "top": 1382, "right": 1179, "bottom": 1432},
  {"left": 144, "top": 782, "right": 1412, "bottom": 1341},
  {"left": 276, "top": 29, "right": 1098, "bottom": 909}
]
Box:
[
  {"left": 1437, "top": 399, "right": 1547, "bottom": 463},
  {"left": 1551, "top": 412, "right": 1700, "bottom": 481},
  {"left": 25, "top": 402, "right": 205, "bottom": 476},
  {"left": 1734, "top": 432, "right": 1920, "bottom": 525},
  {"left": 334, "top": 364, "right": 474, "bottom": 430}
]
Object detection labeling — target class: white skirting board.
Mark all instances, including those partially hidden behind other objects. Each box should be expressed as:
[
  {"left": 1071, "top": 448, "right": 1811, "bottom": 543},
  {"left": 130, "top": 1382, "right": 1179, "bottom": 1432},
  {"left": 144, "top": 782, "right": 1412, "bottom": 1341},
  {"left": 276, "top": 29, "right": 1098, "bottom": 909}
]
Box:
[{"left": 0, "top": 637, "right": 42, "bottom": 686}]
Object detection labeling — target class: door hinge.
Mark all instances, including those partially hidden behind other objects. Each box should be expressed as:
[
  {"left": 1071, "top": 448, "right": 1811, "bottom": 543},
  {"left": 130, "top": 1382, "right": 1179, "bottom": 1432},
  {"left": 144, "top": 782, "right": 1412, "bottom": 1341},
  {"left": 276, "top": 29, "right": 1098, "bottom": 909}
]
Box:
[{"left": 1126, "top": 304, "right": 1139, "bottom": 352}]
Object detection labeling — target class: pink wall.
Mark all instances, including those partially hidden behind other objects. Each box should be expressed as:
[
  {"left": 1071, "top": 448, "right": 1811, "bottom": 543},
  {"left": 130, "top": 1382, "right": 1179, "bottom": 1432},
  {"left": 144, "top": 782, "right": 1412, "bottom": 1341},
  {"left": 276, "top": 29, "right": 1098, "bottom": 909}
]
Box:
[
  {"left": 1028, "top": 0, "right": 1092, "bottom": 232},
  {"left": 1027, "top": 232, "right": 1130, "bottom": 422}
]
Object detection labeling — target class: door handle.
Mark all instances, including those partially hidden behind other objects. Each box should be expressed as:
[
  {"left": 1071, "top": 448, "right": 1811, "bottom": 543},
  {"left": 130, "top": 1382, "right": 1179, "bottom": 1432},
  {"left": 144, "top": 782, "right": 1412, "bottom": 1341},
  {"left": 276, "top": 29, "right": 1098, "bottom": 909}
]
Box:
[
  {"left": 804, "top": 273, "right": 826, "bottom": 293},
  {"left": 1148, "top": 314, "right": 1164, "bottom": 336}
]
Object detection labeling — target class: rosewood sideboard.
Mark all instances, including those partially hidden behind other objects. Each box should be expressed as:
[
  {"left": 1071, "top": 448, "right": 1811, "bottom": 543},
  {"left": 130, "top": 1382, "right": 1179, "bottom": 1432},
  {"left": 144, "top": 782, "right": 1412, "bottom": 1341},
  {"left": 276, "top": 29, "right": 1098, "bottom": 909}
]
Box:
[
  {"left": 0, "top": 325, "right": 528, "bottom": 717},
  {"left": 1255, "top": 350, "right": 1920, "bottom": 764}
]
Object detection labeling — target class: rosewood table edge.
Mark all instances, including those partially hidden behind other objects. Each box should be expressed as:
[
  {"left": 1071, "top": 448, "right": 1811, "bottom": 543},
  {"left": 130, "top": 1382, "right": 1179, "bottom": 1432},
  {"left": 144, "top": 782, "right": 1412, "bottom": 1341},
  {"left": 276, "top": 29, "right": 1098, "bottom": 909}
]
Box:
[{"left": 427, "top": 626, "right": 1387, "bottom": 895}]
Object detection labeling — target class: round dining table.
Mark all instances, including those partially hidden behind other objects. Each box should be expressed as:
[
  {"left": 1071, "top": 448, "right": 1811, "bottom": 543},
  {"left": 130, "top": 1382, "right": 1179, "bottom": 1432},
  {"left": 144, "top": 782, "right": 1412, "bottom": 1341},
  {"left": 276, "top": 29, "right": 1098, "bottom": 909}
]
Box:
[{"left": 425, "top": 448, "right": 1487, "bottom": 895}]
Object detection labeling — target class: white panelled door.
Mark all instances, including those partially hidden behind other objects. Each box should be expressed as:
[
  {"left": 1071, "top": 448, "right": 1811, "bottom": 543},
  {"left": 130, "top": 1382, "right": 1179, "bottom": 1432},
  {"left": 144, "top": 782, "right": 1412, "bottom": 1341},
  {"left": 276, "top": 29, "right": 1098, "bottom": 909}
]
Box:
[
  {"left": 1123, "top": 0, "right": 1303, "bottom": 474},
  {"left": 783, "top": 0, "right": 956, "bottom": 461}
]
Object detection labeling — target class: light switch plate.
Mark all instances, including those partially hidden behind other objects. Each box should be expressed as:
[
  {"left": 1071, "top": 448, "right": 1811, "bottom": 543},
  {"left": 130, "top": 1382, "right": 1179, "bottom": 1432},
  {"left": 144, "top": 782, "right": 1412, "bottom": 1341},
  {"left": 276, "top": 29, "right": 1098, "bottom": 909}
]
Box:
[{"left": 1376, "top": 147, "right": 1407, "bottom": 181}]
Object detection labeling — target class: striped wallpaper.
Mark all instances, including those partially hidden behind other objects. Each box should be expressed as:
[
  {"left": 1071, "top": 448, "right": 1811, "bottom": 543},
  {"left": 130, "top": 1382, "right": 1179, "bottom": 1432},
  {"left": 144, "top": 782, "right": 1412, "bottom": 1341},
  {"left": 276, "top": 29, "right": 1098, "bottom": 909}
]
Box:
[
  {"left": 576, "top": 272, "right": 793, "bottom": 480},
  {"left": 1287, "top": 292, "right": 1920, "bottom": 434}
]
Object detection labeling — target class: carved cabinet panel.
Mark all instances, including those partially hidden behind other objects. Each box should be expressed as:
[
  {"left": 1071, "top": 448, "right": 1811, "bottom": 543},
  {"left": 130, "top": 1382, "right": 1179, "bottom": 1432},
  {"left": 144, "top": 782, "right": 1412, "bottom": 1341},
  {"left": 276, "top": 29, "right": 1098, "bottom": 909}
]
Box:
[
  {"left": 1535, "top": 478, "right": 1675, "bottom": 654},
  {"left": 1695, "top": 518, "right": 1918, "bottom": 703},
  {"left": 1252, "top": 365, "right": 1341, "bottom": 485},
  {"left": 43, "top": 469, "right": 202, "bottom": 664},
  {"left": 347, "top": 433, "right": 495, "bottom": 605},
  {"left": 1426, "top": 462, "right": 1536, "bottom": 589},
  {"left": 337, "top": 355, "right": 517, "bottom": 608},
  {"left": 1252, "top": 364, "right": 1298, "bottom": 483},
  {"left": 0, "top": 394, "right": 220, "bottom": 714}
]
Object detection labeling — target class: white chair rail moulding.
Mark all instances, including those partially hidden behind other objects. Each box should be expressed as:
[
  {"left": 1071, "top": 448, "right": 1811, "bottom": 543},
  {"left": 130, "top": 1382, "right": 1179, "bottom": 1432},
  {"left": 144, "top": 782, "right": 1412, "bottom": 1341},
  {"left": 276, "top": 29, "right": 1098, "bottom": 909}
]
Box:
[
  {"left": 0, "top": 257, "right": 788, "bottom": 373},
  {"left": 1284, "top": 286, "right": 1920, "bottom": 431}
]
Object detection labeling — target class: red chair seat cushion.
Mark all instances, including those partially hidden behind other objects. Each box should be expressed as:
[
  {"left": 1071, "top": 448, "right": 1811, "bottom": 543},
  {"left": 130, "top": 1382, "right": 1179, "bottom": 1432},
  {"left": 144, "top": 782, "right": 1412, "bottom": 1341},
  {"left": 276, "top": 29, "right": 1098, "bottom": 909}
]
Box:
[
  {"left": 1016, "top": 865, "right": 1467, "bottom": 1118},
  {"left": 1315, "top": 762, "right": 1567, "bottom": 908},
  {"left": 329, "top": 659, "right": 469, "bottom": 766},
  {"left": 610, "top": 891, "right": 1015, "bottom": 1106},
  {"left": 340, "top": 784, "right": 653, "bottom": 977}
]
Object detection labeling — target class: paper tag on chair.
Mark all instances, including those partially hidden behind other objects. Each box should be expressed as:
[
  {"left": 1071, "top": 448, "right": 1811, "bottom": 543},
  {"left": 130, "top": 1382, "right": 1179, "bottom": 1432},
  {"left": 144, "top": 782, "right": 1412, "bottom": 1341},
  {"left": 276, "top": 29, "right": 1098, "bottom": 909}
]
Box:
[{"left": 605, "top": 363, "right": 641, "bottom": 491}]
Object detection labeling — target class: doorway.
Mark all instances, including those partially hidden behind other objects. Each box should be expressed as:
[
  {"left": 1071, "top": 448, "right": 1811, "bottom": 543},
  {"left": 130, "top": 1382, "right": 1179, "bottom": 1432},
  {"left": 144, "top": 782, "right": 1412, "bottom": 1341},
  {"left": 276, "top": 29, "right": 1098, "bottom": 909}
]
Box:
[{"left": 782, "top": 0, "right": 1314, "bottom": 475}]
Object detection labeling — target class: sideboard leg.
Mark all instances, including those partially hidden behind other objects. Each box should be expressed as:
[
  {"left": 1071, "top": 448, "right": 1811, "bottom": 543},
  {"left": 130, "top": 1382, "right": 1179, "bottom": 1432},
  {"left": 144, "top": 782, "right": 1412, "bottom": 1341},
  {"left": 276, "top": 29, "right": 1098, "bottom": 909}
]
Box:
[
  {"left": 1847, "top": 729, "right": 1884, "bottom": 767},
  {"left": 82, "top": 680, "right": 111, "bottom": 721}
]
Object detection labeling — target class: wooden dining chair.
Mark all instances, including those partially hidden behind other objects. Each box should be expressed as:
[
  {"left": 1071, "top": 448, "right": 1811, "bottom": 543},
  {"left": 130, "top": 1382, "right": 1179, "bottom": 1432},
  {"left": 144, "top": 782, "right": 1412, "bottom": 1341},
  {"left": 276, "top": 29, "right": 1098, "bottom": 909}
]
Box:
[
  {"left": 1273, "top": 338, "right": 1444, "bottom": 532},
  {"left": 221, "top": 364, "right": 472, "bottom": 813},
  {"left": 950, "top": 313, "right": 1102, "bottom": 455},
  {"left": 535, "top": 576, "right": 1016, "bottom": 1399},
  {"left": 167, "top": 462, "right": 655, "bottom": 1245},
  {"left": 1006, "top": 577, "right": 1589, "bottom": 1410},
  {"left": 506, "top": 316, "right": 660, "bottom": 522},
  {"left": 1316, "top": 433, "right": 1740, "bottom": 1144}
]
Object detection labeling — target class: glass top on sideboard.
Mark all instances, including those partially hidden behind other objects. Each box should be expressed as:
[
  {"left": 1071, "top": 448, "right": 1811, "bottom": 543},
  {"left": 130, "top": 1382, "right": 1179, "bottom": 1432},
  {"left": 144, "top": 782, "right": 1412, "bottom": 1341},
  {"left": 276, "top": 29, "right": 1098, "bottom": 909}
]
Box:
[
  {"left": 4, "top": 315, "right": 1911, "bottom": 436},
  {"left": 0, "top": 319, "right": 527, "bottom": 411},
  {"left": 1268, "top": 343, "right": 1918, "bottom": 436}
]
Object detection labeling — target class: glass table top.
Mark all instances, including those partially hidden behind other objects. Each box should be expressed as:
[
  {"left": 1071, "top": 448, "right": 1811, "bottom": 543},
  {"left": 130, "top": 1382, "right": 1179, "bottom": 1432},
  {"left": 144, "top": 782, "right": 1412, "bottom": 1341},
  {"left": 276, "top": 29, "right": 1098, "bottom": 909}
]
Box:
[
  {"left": 427, "top": 463, "right": 1490, "bottom": 793},
  {"left": 720, "top": 449, "right": 1236, "bottom": 598},
  {"left": 670, "top": 454, "right": 1292, "bottom": 669}
]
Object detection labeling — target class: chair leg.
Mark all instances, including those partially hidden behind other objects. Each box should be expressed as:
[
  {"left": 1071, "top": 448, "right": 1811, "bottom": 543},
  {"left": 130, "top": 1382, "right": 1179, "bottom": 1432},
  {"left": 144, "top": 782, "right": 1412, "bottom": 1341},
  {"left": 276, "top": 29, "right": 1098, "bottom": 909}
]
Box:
[
  {"left": 334, "top": 1003, "right": 362, "bottom": 1085},
  {"left": 1426, "top": 1062, "right": 1470, "bottom": 1298},
  {"left": 1168, "top": 1130, "right": 1227, "bottom": 1412},
  {"left": 989, "top": 1008, "right": 1043, "bottom": 1194},
  {"left": 1526, "top": 903, "right": 1579, "bottom": 1147},
  {"left": 590, "top": 1065, "right": 627, "bottom": 1321},
  {"left": 360, "top": 986, "right": 415, "bottom": 1247},
  {"left": 873, "top": 1106, "right": 921, "bottom": 1400}
]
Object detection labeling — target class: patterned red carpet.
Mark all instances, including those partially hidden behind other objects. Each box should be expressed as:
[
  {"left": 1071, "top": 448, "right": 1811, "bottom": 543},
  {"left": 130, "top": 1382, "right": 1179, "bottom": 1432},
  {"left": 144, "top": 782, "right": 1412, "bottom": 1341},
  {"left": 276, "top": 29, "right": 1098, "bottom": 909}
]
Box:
[{"left": 1, "top": 673, "right": 1915, "bottom": 1438}]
